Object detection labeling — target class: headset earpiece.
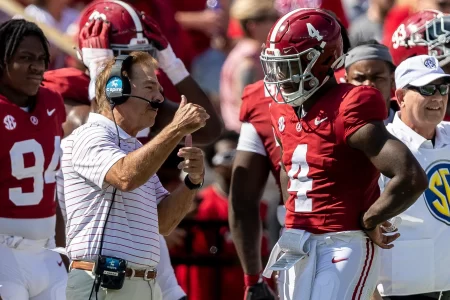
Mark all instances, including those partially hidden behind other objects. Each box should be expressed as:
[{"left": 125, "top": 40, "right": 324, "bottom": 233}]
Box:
[{"left": 105, "top": 55, "right": 133, "bottom": 107}]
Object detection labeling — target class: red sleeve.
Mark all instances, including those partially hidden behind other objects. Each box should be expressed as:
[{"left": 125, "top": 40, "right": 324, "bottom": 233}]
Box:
[
  {"left": 239, "top": 81, "right": 263, "bottom": 123},
  {"left": 340, "top": 86, "right": 387, "bottom": 142},
  {"left": 42, "top": 68, "right": 90, "bottom": 105},
  {"left": 239, "top": 88, "right": 252, "bottom": 123}
]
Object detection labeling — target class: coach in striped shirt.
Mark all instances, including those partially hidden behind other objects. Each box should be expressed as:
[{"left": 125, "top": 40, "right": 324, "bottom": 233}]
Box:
[{"left": 61, "top": 52, "right": 209, "bottom": 300}]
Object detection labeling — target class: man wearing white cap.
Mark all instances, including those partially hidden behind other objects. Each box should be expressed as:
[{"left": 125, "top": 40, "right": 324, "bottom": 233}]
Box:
[{"left": 375, "top": 55, "right": 450, "bottom": 300}]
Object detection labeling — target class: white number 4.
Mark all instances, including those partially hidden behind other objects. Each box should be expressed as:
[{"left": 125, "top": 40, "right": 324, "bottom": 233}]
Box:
[
  {"left": 287, "top": 144, "right": 313, "bottom": 212},
  {"left": 307, "top": 23, "right": 323, "bottom": 42}
]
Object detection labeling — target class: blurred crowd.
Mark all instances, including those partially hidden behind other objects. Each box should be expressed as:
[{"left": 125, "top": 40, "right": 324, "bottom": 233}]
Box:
[{"left": 2, "top": 0, "right": 450, "bottom": 299}]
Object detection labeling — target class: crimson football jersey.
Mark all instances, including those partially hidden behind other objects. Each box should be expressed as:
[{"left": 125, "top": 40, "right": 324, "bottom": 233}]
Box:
[
  {"left": 0, "top": 87, "right": 65, "bottom": 221},
  {"left": 43, "top": 68, "right": 90, "bottom": 105},
  {"left": 239, "top": 80, "right": 281, "bottom": 188},
  {"left": 271, "top": 84, "right": 387, "bottom": 233}
]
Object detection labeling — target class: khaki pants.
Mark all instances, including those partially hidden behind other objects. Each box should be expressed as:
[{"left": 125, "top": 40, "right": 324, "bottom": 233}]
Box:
[{"left": 66, "top": 269, "right": 162, "bottom": 300}]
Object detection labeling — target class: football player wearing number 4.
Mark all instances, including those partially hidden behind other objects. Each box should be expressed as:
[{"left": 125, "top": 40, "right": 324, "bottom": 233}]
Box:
[
  {"left": 0, "top": 20, "right": 67, "bottom": 300},
  {"left": 260, "top": 8, "right": 428, "bottom": 300},
  {"left": 229, "top": 14, "right": 352, "bottom": 300}
]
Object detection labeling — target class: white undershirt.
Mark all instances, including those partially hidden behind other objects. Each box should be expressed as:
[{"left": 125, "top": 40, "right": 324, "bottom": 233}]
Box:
[{"left": 236, "top": 122, "right": 267, "bottom": 156}]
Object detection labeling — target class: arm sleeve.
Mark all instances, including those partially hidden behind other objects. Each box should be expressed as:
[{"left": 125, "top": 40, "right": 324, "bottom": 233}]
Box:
[
  {"left": 71, "top": 126, "right": 126, "bottom": 188},
  {"left": 237, "top": 122, "right": 267, "bottom": 156},
  {"left": 341, "top": 86, "right": 388, "bottom": 142}
]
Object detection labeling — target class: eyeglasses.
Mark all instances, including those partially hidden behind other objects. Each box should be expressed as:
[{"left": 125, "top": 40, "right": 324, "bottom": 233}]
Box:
[{"left": 405, "top": 84, "right": 450, "bottom": 96}]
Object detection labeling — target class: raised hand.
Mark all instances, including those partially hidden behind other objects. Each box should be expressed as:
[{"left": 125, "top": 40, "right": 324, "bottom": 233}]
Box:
[
  {"left": 79, "top": 19, "right": 110, "bottom": 49},
  {"left": 172, "top": 95, "right": 209, "bottom": 135},
  {"left": 140, "top": 13, "right": 169, "bottom": 51}
]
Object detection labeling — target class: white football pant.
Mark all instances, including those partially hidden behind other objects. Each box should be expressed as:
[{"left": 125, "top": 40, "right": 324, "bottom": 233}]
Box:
[
  {"left": 276, "top": 230, "right": 379, "bottom": 300},
  {"left": 0, "top": 235, "right": 67, "bottom": 300}
]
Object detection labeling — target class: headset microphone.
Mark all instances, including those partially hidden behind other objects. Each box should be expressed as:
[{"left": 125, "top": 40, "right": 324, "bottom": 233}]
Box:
[{"left": 122, "top": 94, "right": 163, "bottom": 109}]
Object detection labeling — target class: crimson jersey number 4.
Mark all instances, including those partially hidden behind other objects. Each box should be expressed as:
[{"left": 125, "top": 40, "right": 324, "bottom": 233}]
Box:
[
  {"left": 287, "top": 144, "right": 313, "bottom": 212},
  {"left": 9, "top": 137, "right": 61, "bottom": 206}
]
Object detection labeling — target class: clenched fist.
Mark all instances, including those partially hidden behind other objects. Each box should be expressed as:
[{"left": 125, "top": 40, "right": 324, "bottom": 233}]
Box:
[{"left": 172, "top": 95, "right": 209, "bottom": 135}]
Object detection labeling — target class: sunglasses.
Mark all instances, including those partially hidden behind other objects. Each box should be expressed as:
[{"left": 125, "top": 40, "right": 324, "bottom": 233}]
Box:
[
  {"left": 406, "top": 84, "right": 450, "bottom": 96},
  {"left": 212, "top": 150, "right": 236, "bottom": 166}
]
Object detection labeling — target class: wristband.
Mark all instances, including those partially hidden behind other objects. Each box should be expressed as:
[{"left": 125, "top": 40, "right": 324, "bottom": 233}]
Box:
[
  {"left": 82, "top": 48, "right": 113, "bottom": 101},
  {"left": 244, "top": 273, "right": 262, "bottom": 287},
  {"left": 156, "top": 45, "right": 189, "bottom": 85},
  {"left": 360, "top": 213, "right": 376, "bottom": 232},
  {"left": 81, "top": 48, "right": 114, "bottom": 70},
  {"left": 184, "top": 175, "right": 203, "bottom": 190}
]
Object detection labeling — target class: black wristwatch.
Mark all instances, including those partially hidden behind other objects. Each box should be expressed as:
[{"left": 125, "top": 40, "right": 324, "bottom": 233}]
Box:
[{"left": 184, "top": 175, "right": 204, "bottom": 190}]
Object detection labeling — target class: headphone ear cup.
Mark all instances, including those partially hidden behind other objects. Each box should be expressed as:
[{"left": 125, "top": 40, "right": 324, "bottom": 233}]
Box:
[
  {"left": 121, "top": 76, "right": 131, "bottom": 100},
  {"left": 106, "top": 55, "right": 133, "bottom": 107}
]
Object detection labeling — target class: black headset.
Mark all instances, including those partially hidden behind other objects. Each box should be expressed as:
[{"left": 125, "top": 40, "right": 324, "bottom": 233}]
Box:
[
  {"left": 104, "top": 54, "right": 163, "bottom": 110},
  {"left": 105, "top": 55, "right": 133, "bottom": 107}
]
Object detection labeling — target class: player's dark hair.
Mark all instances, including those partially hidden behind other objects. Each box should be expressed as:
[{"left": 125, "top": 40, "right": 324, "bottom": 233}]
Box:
[
  {"left": 0, "top": 19, "right": 50, "bottom": 77},
  {"left": 204, "top": 130, "right": 240, "bottom": 168},
  {"left": 348, "top": 39, "right": 396, "bottom": 73}
]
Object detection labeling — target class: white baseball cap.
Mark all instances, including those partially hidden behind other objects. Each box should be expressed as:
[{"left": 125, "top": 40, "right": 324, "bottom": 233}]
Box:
[{"left": 395, "top": 55, "right": 450, "bottom": 89}]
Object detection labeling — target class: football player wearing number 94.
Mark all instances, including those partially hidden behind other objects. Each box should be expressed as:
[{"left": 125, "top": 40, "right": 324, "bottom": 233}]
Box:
[
  {"left": 0, "top": 20, "right": 67, "bottom": 300},
  {"left": 260, "top": 8, "right": 428, "bottom": 300}
]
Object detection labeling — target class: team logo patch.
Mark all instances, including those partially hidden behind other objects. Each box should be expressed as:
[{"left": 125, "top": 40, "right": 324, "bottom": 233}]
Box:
[
  {"left": 424, "top": 161, "right": 450, "bottom": 225},
  {"left": 296, "top": 122, "right": 302, "bottom": 132},
  {"left": 4, "top": 115, "right": 16, "bottom": 130},
  {"left": 30, "top": 116, "right": 38, "bottom": 125},
  {"left": 106, "top": 76, "right": 123, "bottom": 98},
  {"left": 88, "top": 10, "right": 107, "bottom": 22},
  {"left": 278, "top": 116, "right": 285, "bottom": 132},
  {"left": 424, "top": 57, "right": 437, "bottom": 69}
]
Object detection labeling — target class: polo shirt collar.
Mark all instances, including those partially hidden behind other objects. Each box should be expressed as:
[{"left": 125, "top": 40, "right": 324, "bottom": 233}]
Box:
[
  {"left": 391, "top": 112, "right": 447, "bottom": 150},
  {"left": 87, "top": 113, "right": 133, "bottom": 140}
]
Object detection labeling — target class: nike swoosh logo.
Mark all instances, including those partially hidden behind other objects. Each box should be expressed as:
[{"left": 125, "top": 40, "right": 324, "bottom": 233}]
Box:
[
  {"left": 57, "top": 260, "right": 63, "bottom": 267},
  {"left": 314, "top": 117, "right": 328, "bottom": 126},
  {"left": 47, "top": 108, "right": 55, "bottom": 116},
  {"left": 331, "top": 257, "right": 348, "bottom": 264}
]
